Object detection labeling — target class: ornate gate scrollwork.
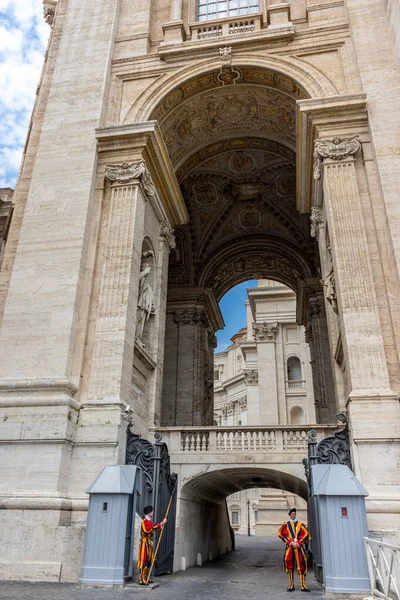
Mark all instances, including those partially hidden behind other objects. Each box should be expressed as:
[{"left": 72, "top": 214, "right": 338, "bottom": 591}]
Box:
[{"left": 126, "top": 428, "right": 178, "bottom": 576}]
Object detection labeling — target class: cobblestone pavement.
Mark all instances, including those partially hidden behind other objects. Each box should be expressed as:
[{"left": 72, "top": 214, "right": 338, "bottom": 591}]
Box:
[{"left": 0, "top": 536, "right": 332, "bottom": 600}]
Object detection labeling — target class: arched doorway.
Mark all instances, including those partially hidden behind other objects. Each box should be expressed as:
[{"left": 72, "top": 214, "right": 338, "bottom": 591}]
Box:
[{"left": 176, "top": 466, "right": 307, "bottom": 570}]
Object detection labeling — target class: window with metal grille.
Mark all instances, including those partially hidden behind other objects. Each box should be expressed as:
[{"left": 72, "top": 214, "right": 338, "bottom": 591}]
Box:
[{"left": 197, "top": 0, "right": 259, "bottom": 21}]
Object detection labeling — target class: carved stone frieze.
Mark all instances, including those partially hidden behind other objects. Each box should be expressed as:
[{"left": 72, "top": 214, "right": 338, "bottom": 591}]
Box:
[
  {"left": 243, "top": 369, "right": 259, "bottom": 385},
  {"left": 310, "top": 206, "right": 323, "bottom": 238},
  {"left": 173, "top": 309, "right": 208, "bottom": 326},
  {"left": 253, "top": 321, "right": 278, "bottom": 342},
  {"left": 313, "top": 136, "right": 361, "bottom": 180},
  {"left": 105, "top": 161, "right": 155, "bottom": 197},
  {"left": 160, "top": 221, "right": 176, "bottom": 249}
]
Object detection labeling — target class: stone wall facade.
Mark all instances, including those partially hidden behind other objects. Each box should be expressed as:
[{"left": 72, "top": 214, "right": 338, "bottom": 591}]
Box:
[{"left": 0, "top": 0, "right": 399, "bottom": 582}]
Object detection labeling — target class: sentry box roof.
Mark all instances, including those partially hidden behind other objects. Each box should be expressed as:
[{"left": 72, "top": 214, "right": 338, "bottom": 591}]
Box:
[
  {"left": 311, "top": 464, "right": 368, "bottom": 497},
  {"left": 86, "top": 465, "right": 140, "bottom": 495}
]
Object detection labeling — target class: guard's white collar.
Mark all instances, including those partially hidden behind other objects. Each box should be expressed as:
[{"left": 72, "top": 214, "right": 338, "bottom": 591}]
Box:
[{"left": 145, "top": 515, "right": 152, "bottom": 520}]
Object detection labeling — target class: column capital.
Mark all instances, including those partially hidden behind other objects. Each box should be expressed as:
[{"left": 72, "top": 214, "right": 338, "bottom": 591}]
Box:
[
  {"left": 253, "top": 322, "right": 278, "bottom": 343},
  {"left": 313, "top": 136, "right": 361, "bottom": 180},
  {"left": 167, "top": 287, "right": 225, "bottom": 331},
  {"left": 243, "top": 369, "right": 259, "bottom": 385},
  {"left": 296, "top": 93, "right": 367, "bottom": 213},
  {"left": 96, "top": 122, "right": 188, "bottom": 227},
  {"left": 173, "top": 309, "right": 208, "bottom": 326},
  {"left": 105, "top": 161, "right": 155, "bottom": 197}
]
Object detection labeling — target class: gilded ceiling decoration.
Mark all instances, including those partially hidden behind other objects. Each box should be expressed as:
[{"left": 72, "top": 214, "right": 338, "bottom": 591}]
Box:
[
  {"left": 153, "top": 67, "right": 318, "bottom": 296},
  {"left": 160, "top": 84, "right": 297, "bottom": 168}
]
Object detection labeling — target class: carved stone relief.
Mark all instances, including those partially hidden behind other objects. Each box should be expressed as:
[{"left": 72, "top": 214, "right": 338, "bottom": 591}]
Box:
[
  {"left": 253, "top": 322, "right": 278, "bottom": 342},
  {"left": 313, "top": 136, "right": 361, "bottom": 180},
  {"left": 105, "top": 161, "right": 155, "bottom": 197},
  {"left": 243, "top": 369, "right": 259, "bottom": 385}
]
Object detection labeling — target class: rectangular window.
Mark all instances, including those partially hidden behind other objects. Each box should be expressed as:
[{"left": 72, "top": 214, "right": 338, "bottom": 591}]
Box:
[
  {"left": 231, "top": 510, "right": 239, "bottom": 525},
  {"left": 214, "top": 370, "right": 220, "bottom": 380},
  {"left": 341, "top": 507, "right": 348, "bottom": 517},
  {"left": 197, "top": 0, "right": 259, "bottom": 21},
  {"left": 103, "top": 502, "right": 108, "bottom": 512}
]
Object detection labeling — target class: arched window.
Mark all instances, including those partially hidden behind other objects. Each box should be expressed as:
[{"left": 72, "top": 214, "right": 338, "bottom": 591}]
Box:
[
  {"left": 290, "top": 405, "right": 305, "bottom": 425},
  {"left": 287, "top": 355, "right": 302, "bottom": 381},
  {"left": 197, "top": 0, "right": 260, "bottom": 22}
]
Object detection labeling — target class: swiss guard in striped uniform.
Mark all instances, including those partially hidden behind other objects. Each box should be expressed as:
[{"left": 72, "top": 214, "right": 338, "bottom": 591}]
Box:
[
  {"left": 278, "top": 508, "right": 311, "bottom": 592},
  {"left": 137, "top": 505, "right": 167, "bottom": 585}
]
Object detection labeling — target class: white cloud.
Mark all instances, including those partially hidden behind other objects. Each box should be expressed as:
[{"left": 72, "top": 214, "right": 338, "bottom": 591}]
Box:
[{"left": 0, "top": 0, "right": 48, "bottom": 187}]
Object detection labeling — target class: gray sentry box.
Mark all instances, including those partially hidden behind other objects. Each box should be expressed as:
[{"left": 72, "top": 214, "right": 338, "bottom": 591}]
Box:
[
  {"left": 79, "top": 465, "right": 141, "bottom": 586},
  {"left": 312, "top": 464, "right": 370, "bottom": 594}
]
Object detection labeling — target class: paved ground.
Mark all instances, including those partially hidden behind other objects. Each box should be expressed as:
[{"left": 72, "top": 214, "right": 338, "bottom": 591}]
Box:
[{"left": 0, "top": 536, "right": 328, "bottom": 600}]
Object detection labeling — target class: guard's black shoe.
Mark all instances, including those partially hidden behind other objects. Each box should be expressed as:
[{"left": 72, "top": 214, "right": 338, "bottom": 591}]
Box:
[
  {"left": 287, "top": 587, "right": 295, "bottom": 592},
  {"left": 301, "top": 588, "right": 310, "bottom": 593}
]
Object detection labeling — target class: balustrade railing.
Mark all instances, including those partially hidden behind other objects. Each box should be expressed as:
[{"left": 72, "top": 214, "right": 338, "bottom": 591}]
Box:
[
  {"left": 154, "top": 425, "right": 337, "bottom": 454},
  {"left": 286, "top": 379, "right": 306, "bottom": 391},
  {"left": 365, "top": 538, "right": 400, "bottom": 600},
  {"left": 192, "top": 13, "right": 262, "bottom": 40}
]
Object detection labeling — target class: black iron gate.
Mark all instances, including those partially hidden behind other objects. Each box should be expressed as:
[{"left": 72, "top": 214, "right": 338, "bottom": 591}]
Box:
[
  {"left": 126, "top": 428, "right": 177, "bottom": 577},
  {"left": 306, "top": 413, "right": 352, "bottom": 584}
]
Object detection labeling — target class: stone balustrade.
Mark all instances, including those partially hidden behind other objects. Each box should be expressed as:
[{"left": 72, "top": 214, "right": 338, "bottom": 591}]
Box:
[
  {"left": 192, "top": 14, "right": 262, "bottom": 40},
  {"left": 155, "top": 425, "right": 337, "bottom": 454},
  {"left": 286, "top": 379, "right": 306, "bottom": 391}
]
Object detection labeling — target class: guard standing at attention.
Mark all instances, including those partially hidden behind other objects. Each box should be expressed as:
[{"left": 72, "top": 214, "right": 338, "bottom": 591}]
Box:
[
  {"left": 278, "top": 508, "right": 311, "bottom": 592},
  {"left": 137, "top": 505, "right": 167, "bottom": 585}
]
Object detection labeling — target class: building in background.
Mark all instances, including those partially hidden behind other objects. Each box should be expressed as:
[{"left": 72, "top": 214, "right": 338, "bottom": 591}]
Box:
[{"left": 215, "top": 280, "right": 312, "bottom": 533}]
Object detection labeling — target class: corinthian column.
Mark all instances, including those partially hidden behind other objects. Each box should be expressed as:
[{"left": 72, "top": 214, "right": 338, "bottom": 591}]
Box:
[
  {"left": 253, "top": 322, "right": 279, "bottom": 424},
  {"left": 87, "top": 162, "right": 153, "bottom": 410},
  {"left": 314, "top": 137, "right": 393, "bottom": 398}
]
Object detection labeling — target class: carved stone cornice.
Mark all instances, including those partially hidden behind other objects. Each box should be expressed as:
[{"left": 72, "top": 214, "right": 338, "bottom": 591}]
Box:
[
  {"left": 173, "top": 309, "right": 208, "bottom": 327},
  {"left": 160, "top": 221, "right": 176, "bottom": 250},
  {"left": 43, "top": 1, "right": 57, "bottom": 26},
  {"left": 243, "top": 370, "right": 258, "bottom": 385},
  {"left": 105, "top": 161, "right": 155, "bottom": 197},
  {"left": 313, "top": 136, "right": 361, "bottom": 180},
  {"left": 253, "top": 322, "right": 278, "bottom": 343},
  {"left": 310, "top": 206, "right": 323, "bottom": 238}
]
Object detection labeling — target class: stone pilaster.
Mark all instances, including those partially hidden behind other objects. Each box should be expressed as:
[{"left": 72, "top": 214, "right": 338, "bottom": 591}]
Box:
[
  {"left": 314, "top": 137, "right": 393, "bottom": 398},
  {"left": 306, "top": 294, "right": 337, "bottom": 423},
  {"left": 162, "top": 288, "right": 224, "bottom": 426},
  {"left": 87, "top": 163, "right": 150, "bottom": 409},
  {"left": 253, "top": 322, "right": 279, "bottom": 424},
  {"left": 243, "top": 369, "right": 260, "bottom": 425}
]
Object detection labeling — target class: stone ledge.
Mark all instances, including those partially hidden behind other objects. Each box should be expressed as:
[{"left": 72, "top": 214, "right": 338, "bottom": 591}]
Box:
[{"left": 158, "top": 24, "right": 295, "bottom": 62}]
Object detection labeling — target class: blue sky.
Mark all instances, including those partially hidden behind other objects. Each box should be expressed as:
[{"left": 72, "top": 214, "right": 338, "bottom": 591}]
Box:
[
  {"left": 0, "top": 1, "right": 48, "bottom": 187},
  {"left": 215, "top": 280, "right": 258, "bottom": 353}
]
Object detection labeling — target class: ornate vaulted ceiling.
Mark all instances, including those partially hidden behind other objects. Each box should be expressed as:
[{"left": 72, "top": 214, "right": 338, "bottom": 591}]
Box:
[{"left": 151, "top": 67, "right": 318, "bottom": 297}]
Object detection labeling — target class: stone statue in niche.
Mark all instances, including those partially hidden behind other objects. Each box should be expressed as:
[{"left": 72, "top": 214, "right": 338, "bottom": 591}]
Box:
[
  {"left": 136, "top": 252, "right": 156, "bottom": 344},
  {"left": 321, "top": 244, "right": 338, "bottom": 314}
]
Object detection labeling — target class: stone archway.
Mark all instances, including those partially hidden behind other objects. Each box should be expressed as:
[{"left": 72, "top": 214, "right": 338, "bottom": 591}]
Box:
[
  {"left": 148, "top": 64, "right": 338, "bottom": 426},
  {"left": 175, "top": 465, "right": 308, "bottom": 571}
]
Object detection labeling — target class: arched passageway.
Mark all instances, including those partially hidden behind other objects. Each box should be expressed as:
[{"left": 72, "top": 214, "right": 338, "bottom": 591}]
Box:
[
  {"left": 155, "top": 64, "right": 339, "bottom": 428},
  {"left": 174, "top": 466, "right": 308, "bottom": 572}
]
